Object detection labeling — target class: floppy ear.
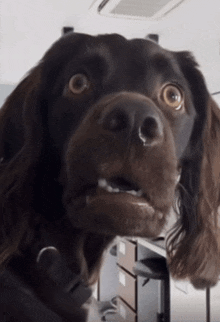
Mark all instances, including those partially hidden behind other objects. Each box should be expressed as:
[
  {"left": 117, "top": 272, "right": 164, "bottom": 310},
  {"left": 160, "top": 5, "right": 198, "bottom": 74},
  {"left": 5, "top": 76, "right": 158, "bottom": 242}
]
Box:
[
  {"left": 167, "top": 51, "right": 220, "bottom": 288},
  {"left": 0, "top": 33, "right": 88, "bottom": 268},
  {"left": 191, "top": 97, "right": 220, "bottom": 287},
  {"left": 0, "top": 66, "right": 45, "bottom": 266}
]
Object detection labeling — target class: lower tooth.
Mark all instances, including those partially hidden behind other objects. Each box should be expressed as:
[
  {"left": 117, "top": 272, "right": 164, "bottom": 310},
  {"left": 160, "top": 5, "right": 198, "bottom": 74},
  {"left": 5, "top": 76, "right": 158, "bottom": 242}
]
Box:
[
  {"left": 98, "top": 179, "right": 142, "bottom": 196},
  {"left": 127, "top": 190, "right": 137, "bottom": 196},
  {"left": 106, "top": 186, "right": 112, "bottom": 192},
  {"left": 98, "top": 179, "right": 107, "bottom": 188},
  {"left": 106, "top": 186, "right": 120, "bottom": 193},
  {"left": 127, "top": 190, "right": 142, "bottom": 196}
]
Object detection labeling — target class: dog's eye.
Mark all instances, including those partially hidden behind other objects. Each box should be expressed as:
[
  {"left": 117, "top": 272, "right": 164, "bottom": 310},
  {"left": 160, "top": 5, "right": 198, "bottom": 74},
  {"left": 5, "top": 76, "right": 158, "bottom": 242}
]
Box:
[
  {"left": 69, "top": 74, "right": 90, "bottom": 94},
  {"left": 161, "top": 84, "right": 183, "bottom": 110}
]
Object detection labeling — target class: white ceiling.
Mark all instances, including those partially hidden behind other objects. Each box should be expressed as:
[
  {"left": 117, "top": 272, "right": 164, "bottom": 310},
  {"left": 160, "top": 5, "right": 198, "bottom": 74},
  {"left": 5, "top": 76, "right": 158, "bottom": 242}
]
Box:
[
  {"left": 0, "top": 0, "right": 96, "bottom": 84},
  {"left": 1, "top": 0, "right": 220, "bottom": 91}
]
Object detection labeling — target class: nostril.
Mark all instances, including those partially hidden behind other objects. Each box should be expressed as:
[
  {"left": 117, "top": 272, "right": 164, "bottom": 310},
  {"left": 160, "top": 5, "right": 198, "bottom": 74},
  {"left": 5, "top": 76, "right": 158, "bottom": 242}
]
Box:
[
  {"left": 102, "top": 109, "right": 129, "bottom": 132},
  {"left": 139, "top": 116, "right": 163, "bottom": 145}
]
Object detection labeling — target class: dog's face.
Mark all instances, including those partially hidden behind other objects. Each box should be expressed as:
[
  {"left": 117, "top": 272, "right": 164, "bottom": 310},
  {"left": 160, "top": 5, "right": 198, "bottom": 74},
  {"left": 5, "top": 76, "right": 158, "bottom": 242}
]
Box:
[
  {"left": 44, "top": 33, "right": 196, "bottom": 237},
  {"left": 2, "top": 32, "right": 220, "bottom": 289}
]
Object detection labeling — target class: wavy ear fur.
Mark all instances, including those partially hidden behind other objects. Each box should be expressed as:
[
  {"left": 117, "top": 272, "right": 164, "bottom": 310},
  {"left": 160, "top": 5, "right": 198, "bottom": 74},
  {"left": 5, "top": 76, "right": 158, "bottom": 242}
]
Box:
[
  {"left": 167, "top": 51, "right": 220, "bottom": 288},
  {"left": 0, "top": 66, "right": 46, "bottom": 266}
]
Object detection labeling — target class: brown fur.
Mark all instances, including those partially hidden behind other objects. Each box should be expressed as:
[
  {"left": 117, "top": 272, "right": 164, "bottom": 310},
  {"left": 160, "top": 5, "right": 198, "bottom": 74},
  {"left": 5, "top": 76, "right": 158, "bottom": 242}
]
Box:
[{"left": 0, "top": 32, "right": 220, "bottom": 321}]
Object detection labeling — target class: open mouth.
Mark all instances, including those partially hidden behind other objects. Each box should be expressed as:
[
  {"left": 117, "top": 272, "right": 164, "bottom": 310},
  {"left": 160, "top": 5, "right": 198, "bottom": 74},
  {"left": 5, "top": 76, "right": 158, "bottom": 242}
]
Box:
[
  {"left": 83, "top": 175, "right": 153, "bottom": 211},
  {"left": 74, "top": 175, "right": 157, "bottom": 217},
  {"left": 66, "top": 172, "right": 170, "bottom": 237},
  {"left": 97, "top": 177, "right": 143, "bottom": 197}
]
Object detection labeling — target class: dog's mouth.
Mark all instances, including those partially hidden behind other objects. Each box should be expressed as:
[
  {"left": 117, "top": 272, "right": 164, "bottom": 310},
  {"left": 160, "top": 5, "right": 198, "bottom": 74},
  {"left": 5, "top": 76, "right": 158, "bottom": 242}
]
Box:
[
  {"left": 73, "top": 176, "right": 153, "bottom": 210},
  {"left": 66, "top": 174, "right": 168, "bottom": 237},
  {"left": 97, "top": 177, "right": 143, "bottom": 197}
]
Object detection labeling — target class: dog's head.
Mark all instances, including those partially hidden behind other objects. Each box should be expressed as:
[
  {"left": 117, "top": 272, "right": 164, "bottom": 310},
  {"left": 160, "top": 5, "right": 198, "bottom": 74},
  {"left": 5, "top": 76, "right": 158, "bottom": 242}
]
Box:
[{"left": 0, "top": 33, "right": 220, "bottom": 288}]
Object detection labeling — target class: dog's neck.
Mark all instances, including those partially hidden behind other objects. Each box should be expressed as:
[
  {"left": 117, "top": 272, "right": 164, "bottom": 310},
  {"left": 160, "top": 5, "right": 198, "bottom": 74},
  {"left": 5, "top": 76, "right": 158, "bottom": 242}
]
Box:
[
  {"left": 8, "top": 217, "right": 115, "bottom": 320},
  {"left": 34, "top": 218, "right": 115, "bottom": 283}
]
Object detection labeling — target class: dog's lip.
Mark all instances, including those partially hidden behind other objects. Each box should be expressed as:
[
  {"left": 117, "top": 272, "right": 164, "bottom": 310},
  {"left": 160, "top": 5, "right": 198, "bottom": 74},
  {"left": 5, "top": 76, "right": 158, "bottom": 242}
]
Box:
[
  {"left": 86, "top": 188, "right": 156, "bottom": 217},
  {"left": 71, "top": 177, "right": 155, "bottom": 214},
  {"left": 66, "top": 176, "right": 168, "bottom": 236}
]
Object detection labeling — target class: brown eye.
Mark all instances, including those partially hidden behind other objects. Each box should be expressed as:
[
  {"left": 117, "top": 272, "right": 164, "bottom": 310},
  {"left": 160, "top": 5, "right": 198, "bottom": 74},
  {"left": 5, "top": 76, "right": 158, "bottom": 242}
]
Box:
[
  {"left": 69, "top": 74, "right": 90, "bottom": 94},
  {"left": 161, "top": 84, "right": 183, "bottom": 110}
]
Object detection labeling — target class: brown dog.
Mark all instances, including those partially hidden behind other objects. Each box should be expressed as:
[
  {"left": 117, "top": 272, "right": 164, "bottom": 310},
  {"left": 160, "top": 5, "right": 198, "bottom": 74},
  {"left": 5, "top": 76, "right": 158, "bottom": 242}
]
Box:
[{"left": 0, "top": 32, "right": 220, "bottom": 321}]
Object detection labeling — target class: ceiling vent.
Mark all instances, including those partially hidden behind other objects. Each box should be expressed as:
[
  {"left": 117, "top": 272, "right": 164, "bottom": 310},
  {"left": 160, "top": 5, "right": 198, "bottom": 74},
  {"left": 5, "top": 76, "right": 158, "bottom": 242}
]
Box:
[{"left": 90, "top": 0, "right": 185, "bottom": 20}]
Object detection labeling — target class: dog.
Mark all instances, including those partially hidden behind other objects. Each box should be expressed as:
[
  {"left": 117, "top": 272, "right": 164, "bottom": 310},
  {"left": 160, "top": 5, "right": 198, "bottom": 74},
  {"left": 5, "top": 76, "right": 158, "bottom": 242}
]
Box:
[{"left": 0, "top": 32, "right": 220, "bottom": 321}]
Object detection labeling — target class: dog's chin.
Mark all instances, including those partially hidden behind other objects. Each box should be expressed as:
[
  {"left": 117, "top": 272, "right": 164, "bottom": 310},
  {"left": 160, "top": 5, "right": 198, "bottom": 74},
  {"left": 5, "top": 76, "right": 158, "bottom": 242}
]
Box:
[{"left": 67, "top": 185, "right": 169, "bottom": 238}]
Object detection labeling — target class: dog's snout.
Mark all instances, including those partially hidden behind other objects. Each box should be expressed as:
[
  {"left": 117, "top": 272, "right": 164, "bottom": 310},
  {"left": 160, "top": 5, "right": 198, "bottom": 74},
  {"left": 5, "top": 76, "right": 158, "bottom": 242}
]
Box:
[
  {"left": 100, "top": 95, "right": 164, "bottom": 146},
  {"left": 101, "top": 109, "right": 129, "bottom": 133}
]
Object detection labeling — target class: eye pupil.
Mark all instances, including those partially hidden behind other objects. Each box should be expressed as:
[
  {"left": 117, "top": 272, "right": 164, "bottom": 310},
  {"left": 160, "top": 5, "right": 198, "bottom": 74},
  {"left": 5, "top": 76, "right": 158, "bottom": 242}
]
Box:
[
  {"left": 74, "top": 77, "right": 84, "bottom": 89},
  {"left": 168, "top": 90, "right": 180, "bottom": 102},
  {"left": 69, "top": 74, "right": 89, "bottom": 94},
  {"left": 162, "top": 85, "right": 183, "bottom": 110}
]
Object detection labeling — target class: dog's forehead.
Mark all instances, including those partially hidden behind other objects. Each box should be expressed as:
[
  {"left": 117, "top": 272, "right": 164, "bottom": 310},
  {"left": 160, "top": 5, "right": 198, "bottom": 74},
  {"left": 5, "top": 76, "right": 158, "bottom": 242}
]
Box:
[
  {"left": 47, "top": 33, "right": 179, "bottom": 73},
  {"left": 84, "top": 34, "right": 169, "bottom": 61},
  {"left": 80, "top": 34, "right": 181, "bottom": 79},
  {"left": 55, "top": 33, "right": 172, "bottom": 67},
  {"left": 79, "top": 35, "right": 184, "bottom": 88}
]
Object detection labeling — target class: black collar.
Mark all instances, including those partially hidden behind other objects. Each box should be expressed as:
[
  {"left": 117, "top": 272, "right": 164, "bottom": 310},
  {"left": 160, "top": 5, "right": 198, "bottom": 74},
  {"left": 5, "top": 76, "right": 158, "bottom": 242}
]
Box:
[
  {"left": 7, "top": 244, "right": 93, "bottom": 321},
  {"left": 28, "top": 245, "right": 93, "bottom": 321},
  {"left": 36, "top": 246, "right": 92, "bottom": 307}
]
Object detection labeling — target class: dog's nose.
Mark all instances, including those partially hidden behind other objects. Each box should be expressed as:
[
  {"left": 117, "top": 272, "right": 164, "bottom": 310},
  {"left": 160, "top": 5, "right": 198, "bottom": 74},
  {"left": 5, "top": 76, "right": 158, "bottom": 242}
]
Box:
[
  {"left": 100, "top": 97, "right": 164, "bottom": 146},
  {"left": 138, "top": 114, "right": 163, "bottom": 146}
]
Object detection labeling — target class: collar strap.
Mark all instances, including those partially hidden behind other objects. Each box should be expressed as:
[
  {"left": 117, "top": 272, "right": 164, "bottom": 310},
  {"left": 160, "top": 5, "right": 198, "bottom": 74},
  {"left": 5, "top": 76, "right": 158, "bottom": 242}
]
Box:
[{"left": 36, "top": 246, "right": 92, "bottom": 307}]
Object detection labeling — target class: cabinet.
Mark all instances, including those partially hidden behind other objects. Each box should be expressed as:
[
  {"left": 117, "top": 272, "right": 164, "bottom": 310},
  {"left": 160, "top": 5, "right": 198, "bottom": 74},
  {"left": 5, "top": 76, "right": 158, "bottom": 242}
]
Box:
[
  {"left": 117, "top": 238, "right": 137, "bottom": 321},
  {"left": 117, "top": 238, "right": 168, "bottom": 322},
  {"left": 117, "top": 297, "right": 137, "bottom": 322},
  {"left": 99, "top": 237, "right": 219, "bottom": 322},
  {"left": 99, "top": 246, "right": 119, "bottom": 302}
]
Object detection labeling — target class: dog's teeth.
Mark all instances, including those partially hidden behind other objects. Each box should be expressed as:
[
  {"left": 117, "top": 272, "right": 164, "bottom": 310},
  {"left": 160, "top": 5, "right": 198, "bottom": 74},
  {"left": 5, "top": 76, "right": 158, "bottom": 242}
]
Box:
[
  {"left": 98, "top": 178, "right": 108, "bottom": 188},
  {"left": 107, "top": 186, "right": 120, "bottom": 193},
  {"left": 127, "top": 190, "right": 136, "bottom": 196},
  {"left": 98, "top": 178, "right": 142, "bottom": 196},
  {"left": 106, "top": 185, "right": 113, "bottom": 193},
  {"left": 127, "top": 190, "right": 143, "bottom": 197}
]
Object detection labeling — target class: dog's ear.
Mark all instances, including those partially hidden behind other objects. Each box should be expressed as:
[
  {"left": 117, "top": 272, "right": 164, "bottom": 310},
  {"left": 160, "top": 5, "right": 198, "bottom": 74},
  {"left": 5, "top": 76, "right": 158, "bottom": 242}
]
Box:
[
  {"left": 0, "top": 67, "right": 45, "bottom": 159},
  {"left": 167, "top": 51, "right": 220, "bottom": 288},
  {"left": 0, "top": 66, "right": 45, "bottom": 266},
  {"left": 191, "top": 97, "right": 220, "bottom": 287},
  {"left": 0, "top": 33, "right": 84, "bottom": 267}
]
